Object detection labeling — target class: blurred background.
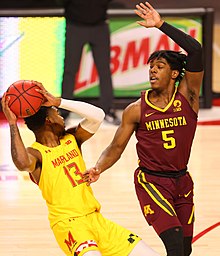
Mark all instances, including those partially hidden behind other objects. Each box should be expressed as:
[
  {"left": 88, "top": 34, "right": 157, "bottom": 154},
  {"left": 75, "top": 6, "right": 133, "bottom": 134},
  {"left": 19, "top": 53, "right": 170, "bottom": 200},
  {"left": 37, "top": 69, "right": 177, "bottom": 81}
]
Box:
[{"left": 0, "top": 0, "right": 219, "bottom": 110}]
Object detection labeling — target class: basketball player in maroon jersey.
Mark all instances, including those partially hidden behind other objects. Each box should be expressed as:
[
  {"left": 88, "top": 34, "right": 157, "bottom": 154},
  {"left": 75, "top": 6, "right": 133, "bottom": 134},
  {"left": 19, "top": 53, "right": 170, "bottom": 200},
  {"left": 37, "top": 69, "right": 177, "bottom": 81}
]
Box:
[{"left": 84, "top": 2, "right": 204, "bottom": 256}]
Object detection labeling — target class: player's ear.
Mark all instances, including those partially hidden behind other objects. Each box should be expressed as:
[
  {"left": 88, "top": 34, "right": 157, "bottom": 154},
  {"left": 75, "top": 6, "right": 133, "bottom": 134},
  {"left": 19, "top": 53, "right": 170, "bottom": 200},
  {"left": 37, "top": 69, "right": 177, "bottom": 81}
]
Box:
[
  {"left": 45, "top": 108, "right": 53, "bottom": 124},
  {"left": 45, "top": 117, "right": 51, "bottom": 124},
  {"left": 172, "top": 70, "right": 179, "bottom": 79}
]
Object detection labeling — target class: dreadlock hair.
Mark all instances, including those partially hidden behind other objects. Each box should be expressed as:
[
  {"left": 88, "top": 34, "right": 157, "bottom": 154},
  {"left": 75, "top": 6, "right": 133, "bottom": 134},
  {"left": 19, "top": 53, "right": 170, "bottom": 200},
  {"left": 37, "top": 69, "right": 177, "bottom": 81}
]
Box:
[
  {"left": 24, "top": 106, "right": 50, "bottom": 132},
  {"left": 147, "top": 50, "right": 187, "bottom": 84}
]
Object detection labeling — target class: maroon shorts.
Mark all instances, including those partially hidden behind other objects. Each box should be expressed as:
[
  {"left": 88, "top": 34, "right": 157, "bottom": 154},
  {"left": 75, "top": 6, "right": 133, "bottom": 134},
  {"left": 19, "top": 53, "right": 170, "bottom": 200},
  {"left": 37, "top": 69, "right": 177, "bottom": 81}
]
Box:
[{"left": 134, "top": 168, "right": 194, "bottom": 236}]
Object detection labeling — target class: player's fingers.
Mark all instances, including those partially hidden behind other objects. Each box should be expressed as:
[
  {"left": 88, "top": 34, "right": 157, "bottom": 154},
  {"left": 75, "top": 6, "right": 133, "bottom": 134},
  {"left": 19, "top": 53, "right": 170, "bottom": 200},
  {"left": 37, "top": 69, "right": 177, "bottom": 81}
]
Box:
[
  {"left": 86, "top": 180, "right": 92, "bottom": 186},
  {"left": 35, "top": 88, "right": 50, "bottom": 97},
  {"left": 1, "top": 92, "right": 6, "bottom": 102},
  {"left": 140, "top": 2, "right": 148, "bottom": 10},
  {"left": 31, "top": 80, "right": 42, "bottom": 85},
  {"left": 2, "top": 94, "right": 11, "bottom": 113},
  {"left": 5, "top": 95, "right": 10, "bottom": 104},
  {"left": 82, "top": 172, "right": 91, "bottom": 185},
  {"left": 140, "top": 2, "right": 151, "bottom": 13},
  {"left": 86, "top": 178, "right": 95, "bottom": 186},
  {"left": 134, "top": 9, "right": 143, "bottom": 18},
  {"left": 135, "top": 4, "right": 149, "bottom": 17},
  {"left": 145, "top": 2, "right": 154, "bottom": 11},
  {"left": 1, "top": 95, "right": 5, "bottom": 109},
  {"left": 135, "top": 4, "right": 144, "bottom": 12},
  {"left": 3, "top": 93, "right": 10, "bottom": 105},
  {"left": 82, "top": 172, "right": 89, "bottom": 180},
  {"left": 32, "top": 80, "right": 45, "bottom": 90},
  {"left": 31, "top": 81, "right": 48, "bottom": 95}
]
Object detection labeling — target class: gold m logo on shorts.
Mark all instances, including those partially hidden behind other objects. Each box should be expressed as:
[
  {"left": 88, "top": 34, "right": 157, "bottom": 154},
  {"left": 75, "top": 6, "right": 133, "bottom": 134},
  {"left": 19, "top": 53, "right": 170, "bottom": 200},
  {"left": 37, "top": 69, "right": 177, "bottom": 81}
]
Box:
[{"left": 144, "top": 204, "right": 154, "bottom": 216}]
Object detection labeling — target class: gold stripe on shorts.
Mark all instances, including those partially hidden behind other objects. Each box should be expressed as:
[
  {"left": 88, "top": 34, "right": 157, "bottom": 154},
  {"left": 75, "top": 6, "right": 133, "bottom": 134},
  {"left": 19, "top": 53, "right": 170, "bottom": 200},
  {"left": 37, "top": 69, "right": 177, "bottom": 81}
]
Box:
[
  {"left": 188, "top": 205, "right": 195, "bottom": 224},
  {"left": 138, "top": 170, "right": 177, "bottom": 217}
]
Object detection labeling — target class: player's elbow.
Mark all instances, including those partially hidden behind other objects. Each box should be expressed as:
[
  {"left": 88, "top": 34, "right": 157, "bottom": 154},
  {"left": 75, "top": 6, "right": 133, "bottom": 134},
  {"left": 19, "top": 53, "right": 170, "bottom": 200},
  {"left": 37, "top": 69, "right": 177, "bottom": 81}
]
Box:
[
  {"left": 13, "top": 156, "right": 36, "bottom": 172},
  {"left": 186, "top": 47, "right": 204, "bottom": 72},
  {"left": 80, "top": 109, "right": 105, "bottom": 134},
  {"left": 193, "top": 41, "right": 202, "bottom": 52},
  {"left": 96, "top": 108, "right": 105, "bottom": 123},
  {"left": 14, "top": 161, "right": 29, "bottom": 172},
  {"left": 186, "top": 34, "right": 202, "bottom": 52}
]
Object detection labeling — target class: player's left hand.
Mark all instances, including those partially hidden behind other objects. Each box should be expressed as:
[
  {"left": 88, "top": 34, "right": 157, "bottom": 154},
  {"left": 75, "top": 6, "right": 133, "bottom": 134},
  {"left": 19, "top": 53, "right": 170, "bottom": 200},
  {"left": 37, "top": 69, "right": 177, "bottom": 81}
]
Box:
[
  {"left": 135, "top": 2, "right": 163, "bottom": 28},
  {"left": 32, "top": 81, "right": 61, "bottom": 107}
]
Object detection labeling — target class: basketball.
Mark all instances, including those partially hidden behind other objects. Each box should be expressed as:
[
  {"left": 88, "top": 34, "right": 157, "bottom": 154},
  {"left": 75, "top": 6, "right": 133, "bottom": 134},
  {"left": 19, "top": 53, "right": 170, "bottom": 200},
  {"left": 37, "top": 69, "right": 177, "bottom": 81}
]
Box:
[{"left": 6, "top": 80, "right": 44, "bottom": 118}]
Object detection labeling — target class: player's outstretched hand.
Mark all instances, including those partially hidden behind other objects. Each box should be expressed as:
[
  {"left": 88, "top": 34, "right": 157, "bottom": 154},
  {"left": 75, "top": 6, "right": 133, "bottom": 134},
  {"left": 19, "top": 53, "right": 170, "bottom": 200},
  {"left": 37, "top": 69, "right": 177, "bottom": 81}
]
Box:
[
  {"left": 134, "top": 2, "right": 163, "bottom": 28},
  {"left": 83, "top": 167, "right": 101, "bottom": 186},
  {"left": 32, "top": 81, "right": 61, "bottom": 108}
]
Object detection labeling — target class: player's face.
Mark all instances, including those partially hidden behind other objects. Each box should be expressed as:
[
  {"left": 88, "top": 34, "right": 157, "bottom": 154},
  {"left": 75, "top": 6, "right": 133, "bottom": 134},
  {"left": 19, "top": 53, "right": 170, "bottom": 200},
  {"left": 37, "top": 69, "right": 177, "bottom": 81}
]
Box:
[
  {"left": 148, "top": 57, "right": 174, "bottom": 90},
  {"left": 47, "top": 107, "right": 65, "bottom": 132}
]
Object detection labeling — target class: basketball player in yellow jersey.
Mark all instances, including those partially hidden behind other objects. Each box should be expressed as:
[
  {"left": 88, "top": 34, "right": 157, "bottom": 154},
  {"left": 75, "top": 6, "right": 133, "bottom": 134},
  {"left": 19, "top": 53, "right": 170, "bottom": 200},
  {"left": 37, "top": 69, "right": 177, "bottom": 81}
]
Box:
[{"left": 1, "top": 81, "right": 159, "bottom": 256}]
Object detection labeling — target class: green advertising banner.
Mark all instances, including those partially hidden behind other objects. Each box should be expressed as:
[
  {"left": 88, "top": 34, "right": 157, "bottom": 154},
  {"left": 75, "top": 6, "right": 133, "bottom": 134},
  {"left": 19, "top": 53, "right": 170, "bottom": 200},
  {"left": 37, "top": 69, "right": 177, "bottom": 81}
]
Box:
[
  {"left": 74, "top": 16, "right": 202, "bottom": 98},
  {"left": 0, "top": 15, "right": 202, "bottom": 99}
]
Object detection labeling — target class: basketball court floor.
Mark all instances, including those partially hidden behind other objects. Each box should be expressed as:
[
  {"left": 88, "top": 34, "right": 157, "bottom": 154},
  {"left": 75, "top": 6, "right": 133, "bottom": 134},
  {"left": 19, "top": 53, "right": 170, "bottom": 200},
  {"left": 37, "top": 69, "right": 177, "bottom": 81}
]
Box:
[{"left": 0, "top": 105, "right": 219, "bottom": 255}]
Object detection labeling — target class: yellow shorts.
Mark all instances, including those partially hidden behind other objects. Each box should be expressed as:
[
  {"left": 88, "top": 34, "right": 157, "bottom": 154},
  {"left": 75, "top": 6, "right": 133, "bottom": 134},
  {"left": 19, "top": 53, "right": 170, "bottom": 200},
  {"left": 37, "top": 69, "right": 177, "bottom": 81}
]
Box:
[{"left": 52, "top": 211, "right": 141, "bottom": 255}]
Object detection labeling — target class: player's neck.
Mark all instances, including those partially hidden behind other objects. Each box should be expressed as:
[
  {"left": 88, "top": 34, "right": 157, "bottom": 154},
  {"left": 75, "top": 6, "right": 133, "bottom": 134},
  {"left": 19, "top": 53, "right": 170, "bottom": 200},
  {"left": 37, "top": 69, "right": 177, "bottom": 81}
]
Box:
[{"left": 35, "top": 131, "right": 60, "bottom": 147}]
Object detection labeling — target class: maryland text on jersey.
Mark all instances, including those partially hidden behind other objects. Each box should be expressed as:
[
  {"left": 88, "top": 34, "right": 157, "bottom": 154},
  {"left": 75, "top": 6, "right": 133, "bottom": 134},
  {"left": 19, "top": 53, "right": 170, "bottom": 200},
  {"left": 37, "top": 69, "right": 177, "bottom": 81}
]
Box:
[{"left": 51, "top": 149, "right": 79, "bottom": 168}]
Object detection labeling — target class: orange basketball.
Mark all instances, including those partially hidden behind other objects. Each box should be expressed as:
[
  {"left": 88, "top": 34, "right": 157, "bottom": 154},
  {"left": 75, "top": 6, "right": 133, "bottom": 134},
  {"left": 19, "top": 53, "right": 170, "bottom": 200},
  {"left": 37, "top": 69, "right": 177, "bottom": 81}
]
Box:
[{"left": 6, "top": 80, "right": 44, "bottom": 118}]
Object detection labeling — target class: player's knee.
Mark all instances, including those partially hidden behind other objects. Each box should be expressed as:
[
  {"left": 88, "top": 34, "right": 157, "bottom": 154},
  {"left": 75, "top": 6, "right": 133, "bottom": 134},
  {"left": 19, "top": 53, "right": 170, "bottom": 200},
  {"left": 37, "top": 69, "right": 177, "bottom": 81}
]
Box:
[{"left": 159, "top": 226, "right": 184, "bottom": 256}]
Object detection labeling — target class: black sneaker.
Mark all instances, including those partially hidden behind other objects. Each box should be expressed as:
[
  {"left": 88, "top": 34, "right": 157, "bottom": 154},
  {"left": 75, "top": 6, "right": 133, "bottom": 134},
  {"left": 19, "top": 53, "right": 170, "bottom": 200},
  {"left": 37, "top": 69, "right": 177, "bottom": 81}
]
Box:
[{"left": 104, "top": 110, "right": 121, "bottom": 125}]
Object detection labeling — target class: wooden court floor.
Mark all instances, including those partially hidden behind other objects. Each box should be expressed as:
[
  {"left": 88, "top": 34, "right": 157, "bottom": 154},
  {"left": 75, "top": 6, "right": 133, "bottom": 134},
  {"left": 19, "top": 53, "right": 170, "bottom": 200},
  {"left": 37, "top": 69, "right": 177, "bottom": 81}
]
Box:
[{"left": 0, "top": 119, "right": 219, "bottom": 255}]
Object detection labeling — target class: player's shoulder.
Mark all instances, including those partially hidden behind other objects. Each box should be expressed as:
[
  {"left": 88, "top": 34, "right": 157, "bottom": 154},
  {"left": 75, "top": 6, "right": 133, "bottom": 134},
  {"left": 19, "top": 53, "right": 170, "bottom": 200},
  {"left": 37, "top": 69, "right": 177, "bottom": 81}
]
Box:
[
  {"left": 122, "top": 98, "right": 141, "bottom": 122},
  {"left": 125, "top": 98, "right": 141, "bottom": 111}
]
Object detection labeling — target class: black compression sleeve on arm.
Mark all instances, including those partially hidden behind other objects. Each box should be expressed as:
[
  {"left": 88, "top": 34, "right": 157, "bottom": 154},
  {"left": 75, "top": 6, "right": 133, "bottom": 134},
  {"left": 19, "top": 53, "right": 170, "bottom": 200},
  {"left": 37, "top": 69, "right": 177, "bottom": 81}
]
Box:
[{"left": 159, "top": 21, "right": 204, "bottom": 72}]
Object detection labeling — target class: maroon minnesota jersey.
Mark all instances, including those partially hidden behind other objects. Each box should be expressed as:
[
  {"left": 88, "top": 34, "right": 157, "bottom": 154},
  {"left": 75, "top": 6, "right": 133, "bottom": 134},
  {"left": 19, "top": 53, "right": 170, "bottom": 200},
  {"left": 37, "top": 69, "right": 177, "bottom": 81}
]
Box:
[{"left": 135, "top": 87, "right": 197, "bottom": 172}]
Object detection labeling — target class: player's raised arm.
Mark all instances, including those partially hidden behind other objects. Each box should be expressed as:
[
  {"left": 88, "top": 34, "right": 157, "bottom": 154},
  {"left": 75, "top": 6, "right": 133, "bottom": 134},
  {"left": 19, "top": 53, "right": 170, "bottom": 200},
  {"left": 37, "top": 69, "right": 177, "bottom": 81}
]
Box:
[
  {"left": 135, "top": 2, "right": 204, "bottom": 113},
  {"left": 1, "top": 93, "right": 39, "bottom": 172}
]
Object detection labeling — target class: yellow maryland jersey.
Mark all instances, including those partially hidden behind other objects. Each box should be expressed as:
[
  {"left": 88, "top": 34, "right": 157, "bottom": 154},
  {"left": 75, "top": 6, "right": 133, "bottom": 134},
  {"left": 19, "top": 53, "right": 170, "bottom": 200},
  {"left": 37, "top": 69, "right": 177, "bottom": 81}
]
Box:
[{"left": 31, "top": 133, "right": 101, "bottom": 228}]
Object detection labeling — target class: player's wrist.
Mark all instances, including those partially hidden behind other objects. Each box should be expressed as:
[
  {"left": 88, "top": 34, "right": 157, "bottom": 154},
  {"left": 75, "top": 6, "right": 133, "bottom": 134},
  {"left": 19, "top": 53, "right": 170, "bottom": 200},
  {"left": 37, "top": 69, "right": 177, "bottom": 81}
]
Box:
[
  {"left": 95, "top": 166, "right": 103, "bottom": 175},
  {"left": 9, "top": 122, "right": 18, "bottom": 128},
  {"left": 55, "top": 97, "right": 62, "bottom": 107},
  {"left": 155, "top": 19, "right": 164, "bottom": 28}
]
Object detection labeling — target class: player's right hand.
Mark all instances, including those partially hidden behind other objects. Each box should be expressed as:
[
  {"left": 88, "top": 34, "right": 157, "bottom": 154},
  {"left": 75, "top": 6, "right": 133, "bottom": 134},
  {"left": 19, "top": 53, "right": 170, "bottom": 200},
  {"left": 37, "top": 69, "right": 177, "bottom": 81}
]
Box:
[
  {"left": 83, "top": 167, "right": 101, "bottom": 186},
  {"left": 1, "top": 93, "right": 17, "bottom": 124}
]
